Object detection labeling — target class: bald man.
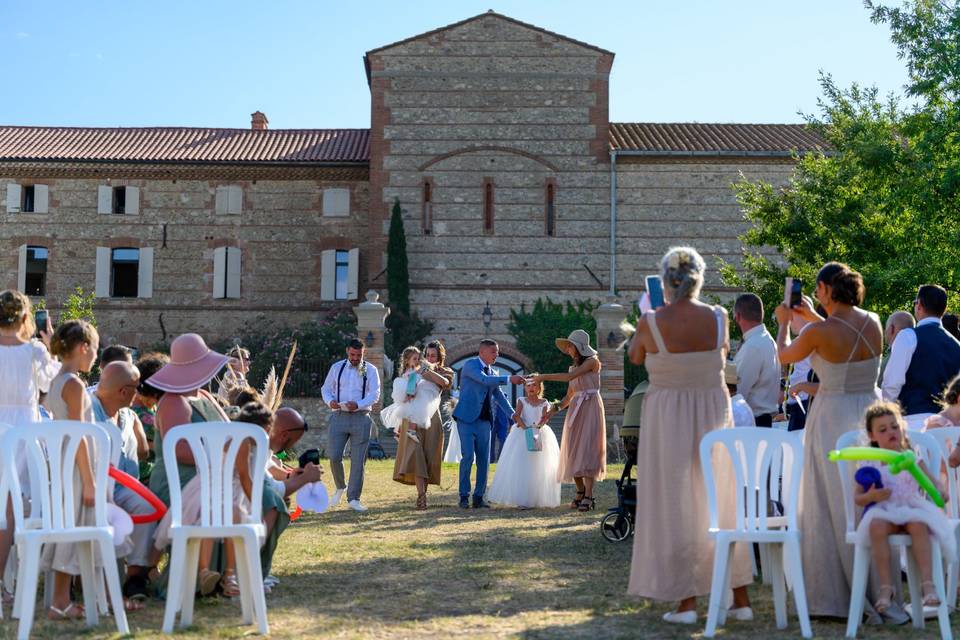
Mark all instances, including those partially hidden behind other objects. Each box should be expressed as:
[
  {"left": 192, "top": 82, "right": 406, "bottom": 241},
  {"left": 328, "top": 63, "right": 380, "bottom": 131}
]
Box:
[
  {"left": 90, "top": 361, "right": 155, "bottom": 601},
  {"left": 885, "top": 311, "right": 916, "bottom": 347}
]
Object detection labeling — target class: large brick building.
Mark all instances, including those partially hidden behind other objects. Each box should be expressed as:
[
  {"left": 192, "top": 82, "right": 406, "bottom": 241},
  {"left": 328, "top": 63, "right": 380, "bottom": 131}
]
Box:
[{"left": 0, "top": 11, "right": 823, "bottom": 370}]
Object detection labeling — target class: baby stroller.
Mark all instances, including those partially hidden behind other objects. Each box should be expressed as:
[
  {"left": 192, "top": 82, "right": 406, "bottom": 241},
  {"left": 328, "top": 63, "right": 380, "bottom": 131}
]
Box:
[
  {"left": 600, "top": 382, "right": 645, "bottom": 542},
  {"left": 600, "top": 426, "right": 637, "bottom": 541}
]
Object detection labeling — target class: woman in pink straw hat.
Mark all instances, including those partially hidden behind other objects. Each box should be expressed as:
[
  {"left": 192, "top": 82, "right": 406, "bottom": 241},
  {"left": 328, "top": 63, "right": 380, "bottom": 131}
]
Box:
[
  {"left": 146, "top": 333, "right": 232, "bottom": 595},
  {"left": 529, "top": 329, "right": 606, "bottom": 512}
]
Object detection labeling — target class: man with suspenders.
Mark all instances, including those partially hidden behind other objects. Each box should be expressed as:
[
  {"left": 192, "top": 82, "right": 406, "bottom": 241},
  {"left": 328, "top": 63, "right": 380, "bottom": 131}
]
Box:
[{"left": 321, "top": 338, "right": 381, "bottom": 511}]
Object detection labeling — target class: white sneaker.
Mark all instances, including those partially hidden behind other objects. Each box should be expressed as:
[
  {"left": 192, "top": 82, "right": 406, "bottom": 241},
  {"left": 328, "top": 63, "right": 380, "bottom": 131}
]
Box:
[
  {"left": 662, "top": 610, "right": 697, "bottom": 624},
  {"left": 331, "top": 488, "right": 345, "bottom": 506},
  {"left": 347, "top": 499, "right": 368, "bottom": 512},
  {"left": 727, "top": 606, "right": 754, "bottom": 621}
]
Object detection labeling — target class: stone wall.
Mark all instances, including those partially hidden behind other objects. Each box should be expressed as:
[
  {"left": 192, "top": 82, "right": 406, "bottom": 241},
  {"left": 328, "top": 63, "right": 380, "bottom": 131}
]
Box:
[
  {"left": 367, "top": 13, "right": 614, "bottom": 348},
  {"left": 0, "top": 172, "right": 369, "bottom": 347}
]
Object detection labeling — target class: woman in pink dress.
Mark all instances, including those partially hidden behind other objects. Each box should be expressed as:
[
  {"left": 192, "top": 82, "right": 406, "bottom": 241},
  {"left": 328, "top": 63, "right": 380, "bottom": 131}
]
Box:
[
  {"left": 626, "top": 246, "right": 752, "bottom": 625},
  {"left": 531, "top": 329, "right": 606, "bottom": 512}
]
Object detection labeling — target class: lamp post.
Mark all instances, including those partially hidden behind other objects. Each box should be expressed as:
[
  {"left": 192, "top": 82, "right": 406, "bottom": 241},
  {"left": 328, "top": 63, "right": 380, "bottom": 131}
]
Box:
[{"left": 482, "top": 301, "right": 493, "bottom": 335}]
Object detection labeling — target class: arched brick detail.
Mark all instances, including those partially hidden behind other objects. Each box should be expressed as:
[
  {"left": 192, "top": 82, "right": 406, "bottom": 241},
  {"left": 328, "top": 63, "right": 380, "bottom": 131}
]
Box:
[
  {"left": 444, "top": 338, "right": 534, "bottom": 371},
  {"left": 418, "top": 146, "right": 560, "bottom": 172}
]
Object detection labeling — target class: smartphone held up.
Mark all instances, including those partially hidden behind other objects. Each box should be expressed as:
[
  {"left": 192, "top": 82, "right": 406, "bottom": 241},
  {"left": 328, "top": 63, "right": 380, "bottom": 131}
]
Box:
[
  {"left": 34, "top": 309, "right": 48, "bottom": 338},
  {"left": 784, "top": 278, "right": 802, "bottom": 309},
  {"left": 646, "top": 275, "right": 665, "bottom": 310}
]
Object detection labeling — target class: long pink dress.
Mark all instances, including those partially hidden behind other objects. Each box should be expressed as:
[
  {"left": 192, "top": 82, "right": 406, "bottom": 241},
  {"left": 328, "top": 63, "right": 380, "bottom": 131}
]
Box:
[
  {"left": 628, "top": 307, "right": 752, "bottom": 600},
  {"left": 556, "top": 365, "right": 606, "bottom": 482}
]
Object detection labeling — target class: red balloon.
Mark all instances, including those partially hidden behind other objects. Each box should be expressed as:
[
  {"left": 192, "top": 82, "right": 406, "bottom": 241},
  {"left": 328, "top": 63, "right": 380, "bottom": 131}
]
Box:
[{"left": 108, "top": 466, "right": 168, "bottom": 524}]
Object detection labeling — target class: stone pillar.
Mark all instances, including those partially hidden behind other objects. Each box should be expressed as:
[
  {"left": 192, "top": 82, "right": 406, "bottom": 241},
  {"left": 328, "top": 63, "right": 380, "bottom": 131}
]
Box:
[
  {"left": 353, "top": 290, "right": 390, "bottom": 410},
  {"left": 593, "top": 300, "right": 628, "bottom": 432}
]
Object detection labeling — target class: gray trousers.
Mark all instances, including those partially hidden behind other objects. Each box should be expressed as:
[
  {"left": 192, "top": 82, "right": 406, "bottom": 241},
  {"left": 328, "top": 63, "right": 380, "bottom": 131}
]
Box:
[
  {"left": 114, "top": 486, "right": 158, "bottom": 568},
  {"left": 327, "top": 411, "right": 372, "bottom": 502}
]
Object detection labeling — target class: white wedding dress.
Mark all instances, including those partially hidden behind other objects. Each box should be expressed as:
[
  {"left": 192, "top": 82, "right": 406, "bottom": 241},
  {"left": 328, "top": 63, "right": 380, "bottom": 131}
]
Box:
[
  {"left": 487, "top": 398, "right": 561, "bottom": 508},
  {"left": 380, "top": 370, "right": 442, "bottom": 432}
]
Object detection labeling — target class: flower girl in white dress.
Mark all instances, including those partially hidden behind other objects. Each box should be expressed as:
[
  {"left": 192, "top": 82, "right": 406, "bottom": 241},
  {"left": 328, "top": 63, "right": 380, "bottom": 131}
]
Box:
[
  {"left": 488, "top": 378, "right": 561, "bottom": 508},
  {"left": 380, "top": 347, "right": 442, "bottom": 443}
]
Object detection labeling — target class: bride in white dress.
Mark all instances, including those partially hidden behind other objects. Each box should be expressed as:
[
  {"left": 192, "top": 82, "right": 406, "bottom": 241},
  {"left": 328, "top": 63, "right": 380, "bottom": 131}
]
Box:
[
  {"left": 488, "top": 378, "right": 561, "bottom": 508},
  {"left": 380, "top": 347, "right": 443, "bottom": 440}
]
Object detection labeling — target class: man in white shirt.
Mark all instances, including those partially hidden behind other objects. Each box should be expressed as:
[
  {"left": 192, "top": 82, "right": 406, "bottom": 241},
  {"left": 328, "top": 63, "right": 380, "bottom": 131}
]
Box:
[
  {"left": 724, "top": 362, "right": 755, "bottom": 426},
  {"left": 321, "top": 338, "right": 382, "bottom": 512},
  {"left": 785, "top": 317, "right": 813, "bottom": 432},
  {"left": 882, "top": 285, "right": 960, "bottom": 429},
  {"left": 733, "top": 293, "right": 781, "bottom": 427}
]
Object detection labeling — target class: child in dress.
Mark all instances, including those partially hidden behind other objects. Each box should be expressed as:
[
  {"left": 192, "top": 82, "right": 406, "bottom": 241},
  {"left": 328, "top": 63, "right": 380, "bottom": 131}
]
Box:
[
  {"left": 487, "top": 378, "right": 562, "bottom": 508},
  {"left": 924, "top": 374, "right": 960, "bottom": 430},
  {"left": 380, "top": 347, "right": 442, "bottom": 444},
  {"left": 153, "top": 401, "right": 264, "bottom": 597},
  {"left": 855, "top": 401, "right": 954, "bottom": 612}
]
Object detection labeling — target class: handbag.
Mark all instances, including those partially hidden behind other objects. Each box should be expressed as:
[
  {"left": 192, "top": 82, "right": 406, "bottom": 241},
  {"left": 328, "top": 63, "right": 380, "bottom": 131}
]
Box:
[{"left": 524, "top": 426, "right": 543, "bottom": 452}]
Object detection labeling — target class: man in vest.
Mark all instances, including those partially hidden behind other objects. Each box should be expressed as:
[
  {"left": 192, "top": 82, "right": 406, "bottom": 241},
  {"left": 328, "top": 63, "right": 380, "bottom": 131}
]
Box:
[
  {"left": 882, "top": 285, "right": 960, "bottom": 429},
  {"left": 321, "top": 338, "right": 382, "bottom": 512}
]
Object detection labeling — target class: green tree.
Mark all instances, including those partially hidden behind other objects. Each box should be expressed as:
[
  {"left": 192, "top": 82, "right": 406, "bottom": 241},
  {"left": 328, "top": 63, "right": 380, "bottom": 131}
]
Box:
[
  {"left": 508, "top": 298, "right": 598, "bottom": 399},
  {"left": 722, "top": 1, "right": 960, "bottom": 322},
  {"left": 386, "top": 198, "right": 410, "bottom": 316},
  {"left": 59, "top": 287, "right": 98, "bottom": 327},
  {"left": 384, "top": 198, "right": 432, "bottom": 361}
]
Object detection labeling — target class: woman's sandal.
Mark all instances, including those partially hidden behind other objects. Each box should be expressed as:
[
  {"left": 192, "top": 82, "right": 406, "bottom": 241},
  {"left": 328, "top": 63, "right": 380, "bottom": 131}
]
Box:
[
  {"left": 922, "top": 581, "right": 941, "bottom": 607},
  {"left": 198, "top": 568, "right": 221, "bottom": 597},
  {"left": 0, "top": 581, "right": 13, "bottom": 604},
  {"left": 48, "top": 602, "right": 85, "bottom": 620},
  {"left": 416, "top": 493, "right": 427, "bottom": 511},
  {"left": 875, "top": 584, "right": 894, "bottom": 614},
  {"left": 570, "top": 491, "right": 585, "bottom": 510},
  {"left": 578, "top": 496, "right": 596, "bottom": 512},
  {"left": 221, "top": 570, "right": 241, "bottom": 598}
]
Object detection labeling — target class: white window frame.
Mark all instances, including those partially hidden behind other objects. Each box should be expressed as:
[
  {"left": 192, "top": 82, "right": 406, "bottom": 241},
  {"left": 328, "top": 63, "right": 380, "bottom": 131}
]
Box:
[
  {"left": 213, "top": 246, "right": 242, "bottom": 299},
  {"left": 215, "top": 185, "right": 243, "bottom": 215},
  {"left": 98, "top": 185, "right": 140, "bottom": 215},
  {"left": 320, "top": 247, "right": 359, "bottom": 301}
]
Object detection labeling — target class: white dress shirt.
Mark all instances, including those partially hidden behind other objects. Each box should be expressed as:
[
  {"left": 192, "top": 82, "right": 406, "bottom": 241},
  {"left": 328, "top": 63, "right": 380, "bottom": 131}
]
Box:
[
  {"left": 787, "top": 356, "right": 812, "bottom": 404},
  {"left": 734, "top": 324, "right": 781, "bottom": 417},
  {"left": 731, "top": 394, "right": 756, "bottom": 426},
  {"left": 881, "top": 317, "right": 941, "bottom": 403},
  {"left": 321, "top": 359, "right": 382, "bottom": 411}
]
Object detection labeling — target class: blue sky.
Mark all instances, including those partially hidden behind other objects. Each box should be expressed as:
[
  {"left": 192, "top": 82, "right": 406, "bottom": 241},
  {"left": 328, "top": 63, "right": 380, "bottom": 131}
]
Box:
[{"left": 1, "top": 1, "right": 910, "bottom": 129}]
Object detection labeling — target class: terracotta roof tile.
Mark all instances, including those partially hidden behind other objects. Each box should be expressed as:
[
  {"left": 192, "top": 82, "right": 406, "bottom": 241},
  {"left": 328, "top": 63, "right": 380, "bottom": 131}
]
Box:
[
  {"left": 0, "top": 126, "right": 369, "bottom": 164},
  {"left": 609, "top": 123, "right": 828, "bottom": 156}
]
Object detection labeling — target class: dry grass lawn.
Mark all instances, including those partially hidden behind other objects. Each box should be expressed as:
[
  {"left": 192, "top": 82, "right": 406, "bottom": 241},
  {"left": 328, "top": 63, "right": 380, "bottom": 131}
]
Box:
[{"left": 10, "top": 461, "right": 960, "bottom": 638}]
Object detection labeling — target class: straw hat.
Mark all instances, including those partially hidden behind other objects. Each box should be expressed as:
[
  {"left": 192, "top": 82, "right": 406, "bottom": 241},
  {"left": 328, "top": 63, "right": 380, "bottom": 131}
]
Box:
[
  {"left": 555, "top": 329, "right": 598, "bottom": 358},
  {"left": 145, "top": 333, "right": 230, "bottom": 394},
  {"left": 724, "top": 361, "right": 739, "bottom": 386}
]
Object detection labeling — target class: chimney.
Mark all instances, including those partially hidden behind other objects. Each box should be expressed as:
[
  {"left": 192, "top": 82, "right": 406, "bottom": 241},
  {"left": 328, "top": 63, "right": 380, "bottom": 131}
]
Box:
[{"left": 251, "top": 111, "right": 269, "bottom": 130}]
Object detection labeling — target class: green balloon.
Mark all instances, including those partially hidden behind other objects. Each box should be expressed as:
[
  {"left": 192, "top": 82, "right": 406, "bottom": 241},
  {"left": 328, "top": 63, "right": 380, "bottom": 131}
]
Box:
[{"left": 828, "top": 446, "right": 944, "bottom": 508}]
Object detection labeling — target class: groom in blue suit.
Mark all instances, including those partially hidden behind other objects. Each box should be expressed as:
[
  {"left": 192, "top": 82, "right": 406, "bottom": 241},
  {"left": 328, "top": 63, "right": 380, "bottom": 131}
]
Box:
[{"left": 452, "top": 339, "right": 526, "bottom": 509}]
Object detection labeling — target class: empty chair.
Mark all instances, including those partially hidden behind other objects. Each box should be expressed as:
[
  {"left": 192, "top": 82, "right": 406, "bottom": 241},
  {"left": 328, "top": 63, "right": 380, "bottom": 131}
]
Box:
[
  {"left": 0, "top": 421, "right": 128, "bottom": 640},
  {"left": 160, "top": 421, "right": 269, "bottom": 634},
  {"left": 700, "top": 427, "right": 811, "bottom": 638}
]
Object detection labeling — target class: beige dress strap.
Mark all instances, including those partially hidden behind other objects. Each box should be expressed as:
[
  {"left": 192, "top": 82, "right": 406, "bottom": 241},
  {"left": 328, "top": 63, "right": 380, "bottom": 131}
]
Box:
[
  {"left": 645, "top": 312, "right": 669, "bottom": 354},
  {"left": 832, "top": 314, "right": 878, "bottom": 362}
]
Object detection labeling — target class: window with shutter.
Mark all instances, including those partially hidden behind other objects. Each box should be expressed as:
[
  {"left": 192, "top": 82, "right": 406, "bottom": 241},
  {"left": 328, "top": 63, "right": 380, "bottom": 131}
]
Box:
[
  {"left": 6, "top": 184, "right": 22, "bottom": 213},
  {"left": 111, "top": 248, "right": 139, "bottom": 297},
  {"left": 112, "top": 187, "right": 126, "bottom": 214},
  {"left": 320, "top": 249, "right": 336, "bottom": 301},
  {"left": 213, "top": 246, "right": 241, "bottom": 298},
  {"left": 33, "top": 184, "right": 49, "bottom": 214},
  {"left": 21, "top": 185, "right": 35, "bottom": 213},
  {"left": 322, "top": 188, "right": 350, "bottom": 217},
  {"left": 24, "top": 246, "right": 48, "bottom": 296}
]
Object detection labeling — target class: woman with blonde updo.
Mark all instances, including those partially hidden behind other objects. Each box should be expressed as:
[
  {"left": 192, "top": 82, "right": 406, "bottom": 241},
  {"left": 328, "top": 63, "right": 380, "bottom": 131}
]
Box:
[
  {"left": 626, "top": 247, "right": 753, "bottom": 624},
  {"left": 774, "top": 261, "right": 889, "bottom": 621},
  {"left": 0, "top": 290, "right": 59, "bottom": 602}
]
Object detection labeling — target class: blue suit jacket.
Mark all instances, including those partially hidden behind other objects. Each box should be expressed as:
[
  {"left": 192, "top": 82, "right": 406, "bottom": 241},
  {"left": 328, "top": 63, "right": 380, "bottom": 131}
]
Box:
[{"left": 452, "top": 357, "right": 513, "bottom": 423}]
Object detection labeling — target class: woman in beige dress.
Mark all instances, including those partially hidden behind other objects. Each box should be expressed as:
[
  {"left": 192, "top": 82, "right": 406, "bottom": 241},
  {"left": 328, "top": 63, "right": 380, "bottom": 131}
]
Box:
[
  {"left": 532, "top": 329, "right": 606, "bottom": 512},
  {"left": 626, "top": 246, "right": 752, "bottom": 625},
  {"left": 774, "top": 262, "right": 891, "bottom": 622},
  {"left": 391, "top": 341, "right": 453, "bottom": 510}
]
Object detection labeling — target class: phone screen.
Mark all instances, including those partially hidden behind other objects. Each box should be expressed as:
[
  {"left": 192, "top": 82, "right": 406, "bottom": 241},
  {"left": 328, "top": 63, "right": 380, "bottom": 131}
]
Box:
[
  {"left": 646, "top": 276, "right": 665, "bottom": 310},
  {"left": 790, "top": 279, "right": 803, "bottom": 308},
  {"left": 34, "top": 310, "right": 47, "bottom": 336}
]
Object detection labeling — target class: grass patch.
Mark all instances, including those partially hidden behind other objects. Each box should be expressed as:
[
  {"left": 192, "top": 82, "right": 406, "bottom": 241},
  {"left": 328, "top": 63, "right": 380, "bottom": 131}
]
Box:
[{"left": 12, "top": 461, "right": 959, "bottom": 638}]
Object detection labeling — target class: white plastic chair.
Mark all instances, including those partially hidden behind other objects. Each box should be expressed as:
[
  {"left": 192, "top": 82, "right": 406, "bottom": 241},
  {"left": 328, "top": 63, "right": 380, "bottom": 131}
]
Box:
[
  {"left": 835, "top": 429, "right": 951, "bottom": 639},
  {"left": 161, "top": 421, "right": 269, "bottom": 634},
  {"left": 912, "top": 426, "right": 960, "bottom": 609},
  {"left": 0, "top": 421, "right": 128, "bottom": 640},
  {"left": 700, "top": 427, "right": 812, "bottom": 638}
]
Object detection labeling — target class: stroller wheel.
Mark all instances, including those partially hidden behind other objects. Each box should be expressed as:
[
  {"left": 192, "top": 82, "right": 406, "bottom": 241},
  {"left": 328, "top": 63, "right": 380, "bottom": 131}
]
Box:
[{"left": 600, "top": 511, "right": 632, "bottom": 542}]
